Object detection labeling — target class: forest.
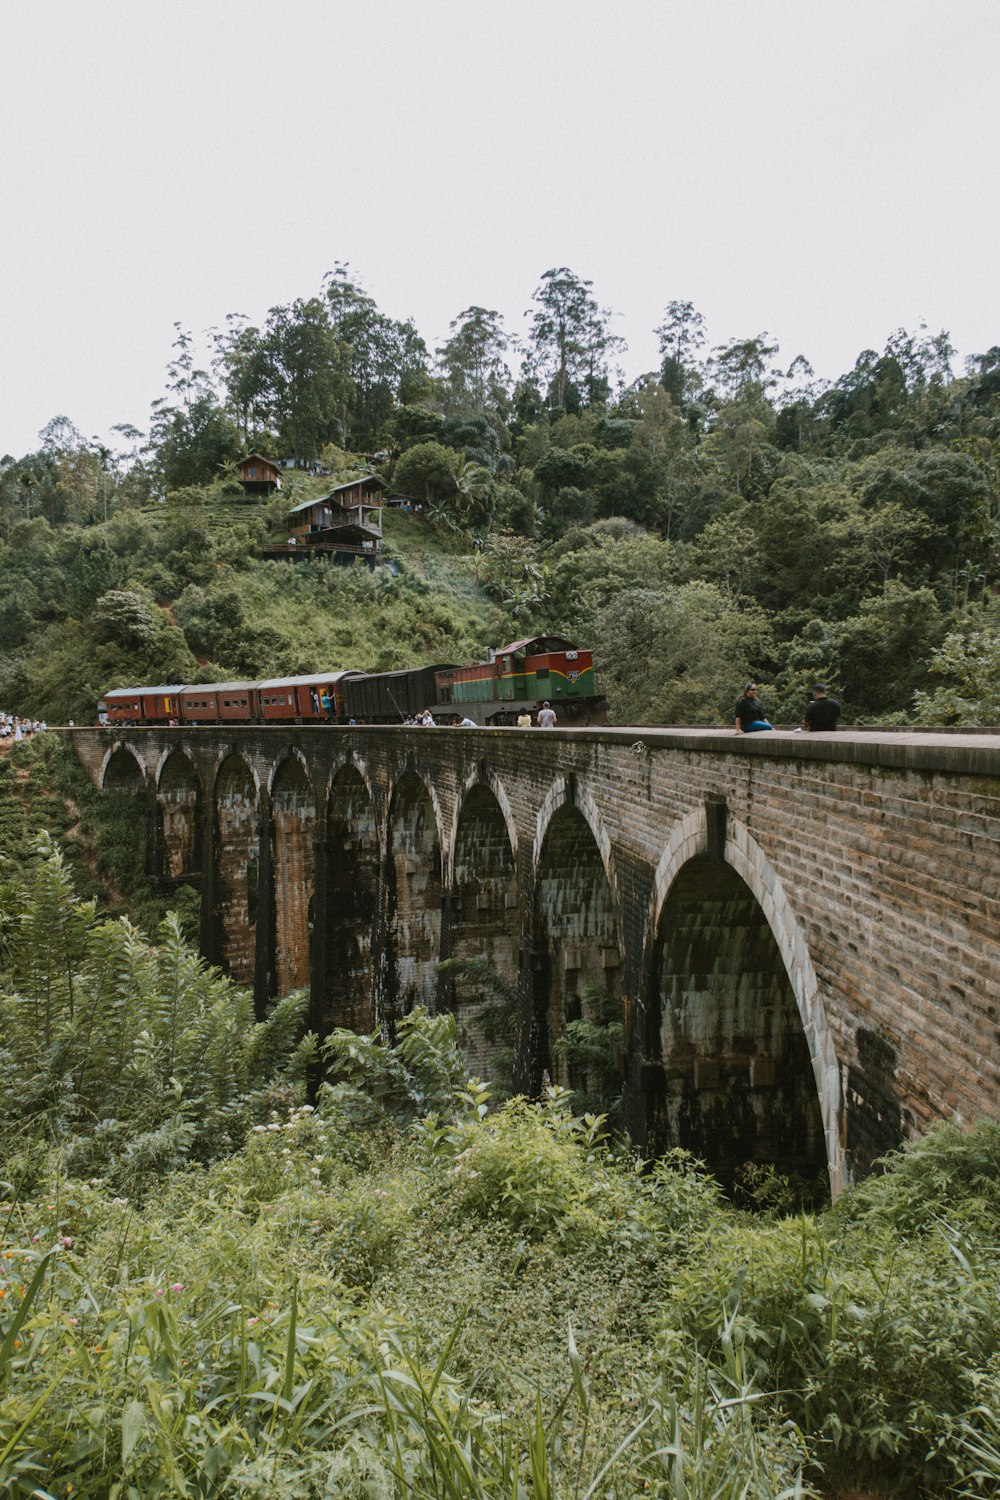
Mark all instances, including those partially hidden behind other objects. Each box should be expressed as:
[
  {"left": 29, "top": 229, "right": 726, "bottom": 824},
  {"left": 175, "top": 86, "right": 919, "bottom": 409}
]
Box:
[{"left": 1, "top": 264, "right": 998, "bottom": 726}]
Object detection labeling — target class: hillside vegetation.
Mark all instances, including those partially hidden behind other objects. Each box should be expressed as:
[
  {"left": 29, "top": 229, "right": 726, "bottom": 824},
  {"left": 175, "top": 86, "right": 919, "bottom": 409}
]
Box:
[{"left": 2, "top": 271, "right": 998, "bottom": 726}]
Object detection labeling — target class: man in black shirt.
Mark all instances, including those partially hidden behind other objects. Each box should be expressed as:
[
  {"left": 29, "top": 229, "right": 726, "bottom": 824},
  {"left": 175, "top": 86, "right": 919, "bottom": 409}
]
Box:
[{"left": 802, "top": 684, "right": 841, "bottom": 731}]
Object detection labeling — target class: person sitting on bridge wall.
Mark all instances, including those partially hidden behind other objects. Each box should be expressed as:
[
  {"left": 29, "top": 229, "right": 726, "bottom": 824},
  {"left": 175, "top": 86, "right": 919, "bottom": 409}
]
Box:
[
  {"left": 802, "top": 683, "right": 841, "bottom": 731},
  {"left": 734, "top": 683, "right": 773, "bottom": 734}
]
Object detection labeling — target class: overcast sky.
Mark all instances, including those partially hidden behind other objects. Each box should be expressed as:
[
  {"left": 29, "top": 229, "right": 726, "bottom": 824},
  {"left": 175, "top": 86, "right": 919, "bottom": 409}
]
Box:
[{"left": 2, "top": 0, "right": 998, "bottom": 459}]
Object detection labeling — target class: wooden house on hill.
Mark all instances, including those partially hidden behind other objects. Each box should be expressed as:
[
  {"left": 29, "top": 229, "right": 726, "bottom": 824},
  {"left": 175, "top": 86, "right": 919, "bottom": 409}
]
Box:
[
  {"left": 236, "top": 453, "right": 282, "bottom": 495},
  {"left": 261, "top": 474, "right": 386, "bottom": 567}
]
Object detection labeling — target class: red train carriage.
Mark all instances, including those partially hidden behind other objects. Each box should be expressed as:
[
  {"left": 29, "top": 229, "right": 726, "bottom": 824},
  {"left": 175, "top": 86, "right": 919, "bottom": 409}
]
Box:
[
  {"left": 257, "top": 671, "right": 363, "bottom": 723},
  {"left": 104, "top": 685, "right": 186, "bottom": 725},
  {"left": 176, "top": 682, "right": 261, "bottom": 725}
]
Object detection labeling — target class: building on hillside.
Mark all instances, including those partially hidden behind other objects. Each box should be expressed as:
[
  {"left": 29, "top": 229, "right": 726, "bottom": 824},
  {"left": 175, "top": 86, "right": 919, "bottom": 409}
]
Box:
[
  {"left": 236, "top": 453, "right": 282, "bottom": 495},
  {"left": 278, "top": 457, "right": 330, "bottom": 477},
  {"left": 261, "top": 474, "right": 386, "bottom": 568},
  {"left": 384, "top": 492, "right": 425, "bottom": 513}
]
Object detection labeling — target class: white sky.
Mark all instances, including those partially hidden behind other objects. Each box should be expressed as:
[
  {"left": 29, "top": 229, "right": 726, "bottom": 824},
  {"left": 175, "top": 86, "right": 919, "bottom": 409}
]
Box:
[{"left": 2, "top": 0, "right": 998, "bottom": 459}]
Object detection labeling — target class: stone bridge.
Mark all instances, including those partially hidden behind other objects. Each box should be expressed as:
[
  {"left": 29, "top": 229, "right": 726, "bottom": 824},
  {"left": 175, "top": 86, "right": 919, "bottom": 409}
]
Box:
[{"left": 70, "top": 725, "right": 1000, "bottom": 1197}]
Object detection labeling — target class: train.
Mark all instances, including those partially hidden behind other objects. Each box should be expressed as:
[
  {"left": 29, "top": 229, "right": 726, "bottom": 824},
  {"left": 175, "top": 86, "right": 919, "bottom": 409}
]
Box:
[{"left": 101, "top": 636, "right": 606, "bottom": 728}]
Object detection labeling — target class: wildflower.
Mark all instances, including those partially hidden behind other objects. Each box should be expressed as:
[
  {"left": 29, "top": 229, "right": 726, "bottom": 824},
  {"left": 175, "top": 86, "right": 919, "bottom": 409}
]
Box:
[
  {"left": 170, "top": 1283, "right": 184, "bottom": 1292},
  {"left": 156, "top": 1289, "right": 164, "bottom": 1298},
  {"left": 60, "top": 1237, "right": 74, "bottom": 1249},
  {"left": 30, "top": 1235, "right": 40, "bottom": 1245},
  {"left": 247, "top": 1316, "right": 259, "bottom": 1326},
  {"left": 310, "top": 1167, "right": 321, "bottom": 1177}
]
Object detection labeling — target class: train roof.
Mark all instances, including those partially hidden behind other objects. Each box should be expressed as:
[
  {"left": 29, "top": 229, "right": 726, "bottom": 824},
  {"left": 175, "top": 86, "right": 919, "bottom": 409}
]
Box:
[
  {"left": 105, "top": 684, "right": 188, "bottom": 699},
  {"left": 180, "top": 681, "right": 259, "bottom": 694},
  {"left": 257, "top": 671, "right": 364, "bottom": 689},
  {"left": 353, "top": 663, "right": 460, "bottom": 681},
  {"left": 495, "top": 635, "right": 576, "bottom": 655}
]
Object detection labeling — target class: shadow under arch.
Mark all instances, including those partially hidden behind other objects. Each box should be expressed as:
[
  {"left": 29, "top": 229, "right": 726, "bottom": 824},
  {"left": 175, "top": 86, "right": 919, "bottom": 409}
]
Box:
[
  {"left": 526, "top": 791, "right": 624, "bottom": 1106},
  {"left": 445, "top": 780, "right": 519, "bottom": 1081},
  {"left": 101, "top": 743, "right": 145, "bottom": 793},
  {"left": 270, "top": 754, "right": 316, "bottom": 997},
  {"left": 382, "top": 769, "right": 444, "bottom": 1032},
  {"left": 319, "top": 761, "right": 379, "bottom": 1036},
  {"left": 155, "top": 749, "right": 202, "bottom": 883},
  {"left": 643, "top": 811, "right": 843, "bottom": 1199}
]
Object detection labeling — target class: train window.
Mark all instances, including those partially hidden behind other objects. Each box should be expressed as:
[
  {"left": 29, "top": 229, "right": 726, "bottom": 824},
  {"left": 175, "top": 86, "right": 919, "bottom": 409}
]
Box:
[{"left": 536, "top": 667, "right": 550, "bottom": 677}]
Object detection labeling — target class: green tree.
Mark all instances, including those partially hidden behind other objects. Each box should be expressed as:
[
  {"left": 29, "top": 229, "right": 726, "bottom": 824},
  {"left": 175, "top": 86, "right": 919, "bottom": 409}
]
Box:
[
  {"left": 596, "top": 580, "right": 773, "bottom": 724},
  {"left": 524, "top": 267, "right": 623, "bottom": 411},
  {"left": 391, "top": 441, "right": 460, "bottom": 506},
  {"left": 324, "top": 264, "right": 430, "bottom": 448},
  {"left": 436, "top": 306, "right": 511, "bottom": 417},
  {"left": 655, "top": 299, "right": 706, "bottom": 407}
]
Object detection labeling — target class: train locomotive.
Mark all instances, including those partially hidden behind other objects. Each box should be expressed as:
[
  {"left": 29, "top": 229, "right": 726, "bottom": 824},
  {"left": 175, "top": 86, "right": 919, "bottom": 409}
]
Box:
[{"left": 101, "top": 636, "right": 606, "bottom": 728}]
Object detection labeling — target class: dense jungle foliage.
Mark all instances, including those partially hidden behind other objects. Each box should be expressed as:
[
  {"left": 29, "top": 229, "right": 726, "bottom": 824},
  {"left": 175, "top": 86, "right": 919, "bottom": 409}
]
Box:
[
  {"left": 2, "top": 268, "right": 999, "bottom": 726},
  {"left": 0, "top": 801, "right": 999, "bottom": 1498}
]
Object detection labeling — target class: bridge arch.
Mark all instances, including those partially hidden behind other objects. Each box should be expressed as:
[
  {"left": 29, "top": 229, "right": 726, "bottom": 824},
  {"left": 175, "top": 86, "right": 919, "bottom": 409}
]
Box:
[
  {"left": 446, "top": 778, "right": 520, "bottom": 1078},
  {"left": 319, "top": 762, "right": 380, "bottom": 1034},
  {"left": 270, "top": 754, "right": 316, "bottom": 996},
  {"left": 101, "top": 743, "right": 146, "bottom": 792},
  {"left": 212, "top": 752, "right": 260, "bottom": 984},
  {"left": 382, "top": 769, "right": 445, "bottom": 1029},
  {"left": 528, "top": 780, "right": 625, "bottom": 1102},
  {"left": 643, "top": 810, "right": 843, "bottom": 1198},
  {"left": 155, "top": 749, "right": 201, "bottom": 882}
]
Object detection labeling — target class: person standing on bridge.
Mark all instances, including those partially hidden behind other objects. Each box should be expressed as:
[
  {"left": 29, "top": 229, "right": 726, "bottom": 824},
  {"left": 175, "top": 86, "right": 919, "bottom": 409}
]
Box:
[
  {"left": 734, "top": 683, "right": 773, "bottom": 734},
  {"left": 802, "top": 683, "right": 841, "bottom": 731},
  {"left": 537, "top": 701, "right": 557, "bottom": 729}
]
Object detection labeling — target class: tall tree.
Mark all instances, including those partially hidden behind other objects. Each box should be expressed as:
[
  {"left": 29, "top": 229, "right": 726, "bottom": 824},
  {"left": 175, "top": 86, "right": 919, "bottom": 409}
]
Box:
[
  {"left": 324, "top": 264, "right": 430, "bottom": 448},
  {"left": 524, "top": 268, "right": 623, "bottom": 412},
  {"left": 436, "top": 306, "right": 511, "bottom": 417},
  {"left": 655, "top": 299, "right": 707, "bottom": 405}
]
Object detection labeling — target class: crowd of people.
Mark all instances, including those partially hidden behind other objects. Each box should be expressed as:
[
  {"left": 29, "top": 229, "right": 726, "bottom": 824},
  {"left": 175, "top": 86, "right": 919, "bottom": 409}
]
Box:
[{"left": 1, "top": 711, "right": 46, "bottom": 743}]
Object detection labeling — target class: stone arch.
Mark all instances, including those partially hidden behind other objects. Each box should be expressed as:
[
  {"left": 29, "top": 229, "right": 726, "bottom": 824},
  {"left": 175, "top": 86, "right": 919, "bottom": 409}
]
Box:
[
  {"left": 101, "top": 743, "right": 145, "bottom": 793},
  {"left": 445, "top": 781, "right": 520, "bottom": 1078},
  {"left": 318, "top": 763, "right": 380, "bottom": 1035},
  {"left": 270, "top": 755, "right": 316, "bottom": 996},
  {"left": 446, "top": 765, "right": 518, "bottom": 884},
  {"left": 383, "top": 769, "right": 444, "bottom": 1030},
  {"left": 528, "top": 790, "right": 625, "bottom": 1102},
  {"left": 213, "top": 753, "right": 259, "bottom": 984},
  {"left": 156, "top": 750, "right": 201, "bottom": 883},
  {"left": 643, "top": 810, "right": 843, "bottom": 1198}
]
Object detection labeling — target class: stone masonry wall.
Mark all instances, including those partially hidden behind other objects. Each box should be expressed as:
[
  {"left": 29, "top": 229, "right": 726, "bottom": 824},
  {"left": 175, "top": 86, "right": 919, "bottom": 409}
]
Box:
[{"left": 71, "top": 725, "right": 1000, "bottom": 1191}]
